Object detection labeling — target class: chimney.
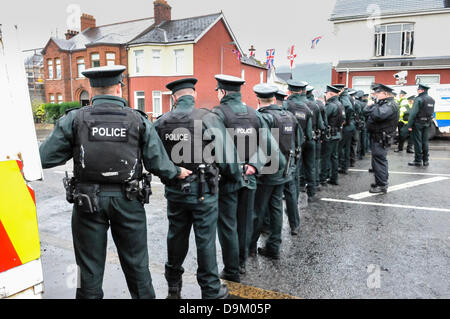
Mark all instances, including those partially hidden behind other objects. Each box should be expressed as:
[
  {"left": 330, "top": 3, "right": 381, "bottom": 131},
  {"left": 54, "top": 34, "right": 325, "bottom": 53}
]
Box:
[
  {"left": 65, "top": 30, "right": 79, "bottom": 40},
  {"left": 80, "top": 13, "right": 96, "bottom": 32},
  {"left": 154, "top": 0, "right": 172, "bottom": 25}
]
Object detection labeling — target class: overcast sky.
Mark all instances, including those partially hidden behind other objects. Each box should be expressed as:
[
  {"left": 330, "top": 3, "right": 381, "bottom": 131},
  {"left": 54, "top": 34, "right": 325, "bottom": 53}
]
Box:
[{"left": 3, "top": 0, "right": 338, "bottom": 66}]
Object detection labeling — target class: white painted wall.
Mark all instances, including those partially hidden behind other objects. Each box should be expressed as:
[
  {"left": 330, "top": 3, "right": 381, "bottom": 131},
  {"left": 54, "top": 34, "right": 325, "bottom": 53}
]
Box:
[{"left": 331, "top": 11, "right": 450, "bottom": 65}]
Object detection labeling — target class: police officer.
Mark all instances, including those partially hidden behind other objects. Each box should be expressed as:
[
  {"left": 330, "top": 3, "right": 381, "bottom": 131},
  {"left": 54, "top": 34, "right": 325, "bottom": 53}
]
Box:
[
  {"left": 334, "top": 84, "right": 355, "bottom": 175},
  {"left": 212, "top": 75, "right": 268, "bottom": 281},
  {"left": 250, "top": 84, "right": 301, "bottom": 260},
  {"left": 39, "top": 65, "right": 192, "bottom": 299},
  {"left": 306, "top": 86, "right": 326, "bottom": 192},
  {"left": 154, "top": 78, "right": 241, "bottom": 299},
  {"left": 353, "top": 90, "right": 367, "bottom": 160},
  {"left": 407, "top": 84, "right": 435, "bottom": 166},
  {"left": 365, "top": 83, "right": 399, "bottom": 194},
  {"left": 320, "top": 85, "right": 345, "bottom": 186},
  {"left": 283, "top": 80, "right": 316, "bottom": 202},
  {"left": 395, "top": 91, "right": 413, "bottom": 153},
  {"left": 279, "top": 89, "right": 304, "bottom": 236},
  {"left": 348, "top": 89, "right": 360, "bottom": 167}
]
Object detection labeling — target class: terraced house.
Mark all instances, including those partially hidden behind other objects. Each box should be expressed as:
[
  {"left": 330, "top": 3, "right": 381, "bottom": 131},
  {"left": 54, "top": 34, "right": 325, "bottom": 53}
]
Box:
[{"left": 330, "top": 0, "right": 450, "bottom": 91}]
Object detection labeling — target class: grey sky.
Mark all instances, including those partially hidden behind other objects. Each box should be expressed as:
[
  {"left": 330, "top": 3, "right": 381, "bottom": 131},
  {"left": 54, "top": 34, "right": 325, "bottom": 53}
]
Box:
[{"left": 4, "top": 0, "right": 338, "bottom": 66}]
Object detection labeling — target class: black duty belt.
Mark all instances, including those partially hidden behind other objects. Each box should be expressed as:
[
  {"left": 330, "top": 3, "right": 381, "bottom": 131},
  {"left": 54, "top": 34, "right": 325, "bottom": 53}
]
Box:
[{"left": 98, "top": 184, "right": 124, "bottom": 192}]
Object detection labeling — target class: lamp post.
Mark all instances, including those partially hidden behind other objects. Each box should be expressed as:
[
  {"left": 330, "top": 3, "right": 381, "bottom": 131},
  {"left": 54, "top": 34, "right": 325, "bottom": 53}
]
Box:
[{"left": 221, "top": 41, "right": 236, "bottom": 74}]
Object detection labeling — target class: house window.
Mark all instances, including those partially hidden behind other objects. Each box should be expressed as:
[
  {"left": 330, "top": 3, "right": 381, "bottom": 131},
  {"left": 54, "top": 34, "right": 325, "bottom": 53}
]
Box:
[
  {"left": 416, "top": 74, "right": 440, "bottom": 85},
  {"left": 375, "top": 23, "right": 414, "bottom": 57},
  {"left": 77, "top": 58, "right": 85, "bottom": 78},
  {"left": 57, "top": 94, "right": 63, "bottom": 104},
  {"left": 152, "top": 91, "right": 162, "bottom": 116},
  {"left": 135, "top": 91, "right": 146, "bottom": 112},
  {"left": 106, "top": 53, "right": 116, "bottom": 66},
  {"left": 48, "top": 60, "right": 53, "bottom": 79},
  {"left": 91, "top": 53, "right": 100, "bottom": 67},
  {"left": 134, "top": 50, "right": 144, "bottom": 74},
  {"left": 174, "top": 49, "right": 184, "bottom": 74},
  {"left": 152, "top": 50, "right": 162, "bottom": 74},
  {"left": 352, "top": 76, "right": 375, "bottom": 94},
  {"left": 49, "top": 94, "right": 55, "bottom": 103},
  {"left": 55, "top": 58, "right": 61, "bottom": 79}
]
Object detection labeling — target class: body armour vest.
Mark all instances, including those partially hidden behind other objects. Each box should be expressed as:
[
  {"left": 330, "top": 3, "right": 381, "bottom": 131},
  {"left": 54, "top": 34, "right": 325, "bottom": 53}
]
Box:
[
  {"left": 214, "top": 104, "right": 260, "bottom": 163},
  {"left": 286, "top": 100, "right": 311, "bottom": 136},
  {"left": 367, "top": 99, "right": 399, "bottom": 134},
  {"left": 157, "top": 108, "right": 213, "bottom": 172},
  {"left": 73, "top": 103, "right": 143, "bottom": 184},
  {"left": 328, "top": 101, "right": 346, "bottom": 130},
  {"left": 259, "top": 107, "right": 296, "bottom": 156},
  {"left": 416, "top": 94, "right": 435, "bottom": 123},
  {"left": 305, "top": 100, "right": 320, "bottom": 131}
]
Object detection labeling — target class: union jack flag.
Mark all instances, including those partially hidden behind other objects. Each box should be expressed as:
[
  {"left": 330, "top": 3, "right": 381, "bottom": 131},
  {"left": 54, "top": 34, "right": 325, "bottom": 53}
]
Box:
[
  {"left": 232, "top": 49, "right": 242, "bottom": 61},
  {"left": 266, "top": 49, "right": 275, "bottom": 69},
  {"left": 311, "top": 36, "right": 323, "bottom": 49}
]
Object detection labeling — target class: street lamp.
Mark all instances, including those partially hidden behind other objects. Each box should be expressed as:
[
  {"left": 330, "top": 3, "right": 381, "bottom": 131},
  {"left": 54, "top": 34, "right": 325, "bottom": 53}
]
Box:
[{"left": 221, "top": 41, "right": 236, "bottom": 74}]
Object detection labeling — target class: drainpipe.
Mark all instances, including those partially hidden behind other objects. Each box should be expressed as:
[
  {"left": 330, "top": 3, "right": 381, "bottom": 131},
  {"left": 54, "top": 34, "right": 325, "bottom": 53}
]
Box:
[
  {"left": 346, "top": 68, "right": 349, "bottom": 87},
  {"left": 69, "top": 51, "right": 74, "bottom": 101}
]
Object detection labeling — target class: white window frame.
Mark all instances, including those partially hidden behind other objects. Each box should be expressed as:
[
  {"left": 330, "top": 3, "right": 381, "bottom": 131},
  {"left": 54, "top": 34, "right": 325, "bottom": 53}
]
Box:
[
  {"left": 57, "top": 94, "right": 63, "bottom": 104},
  {"left": 374, "top": 23, "right": 414, "bottom": 57},
  {"left": 55, "top": 58, "right": 61, "bottom": 79},
  {"left": 106, "top": 52, "right": 116, "bottom": 66},
  {"left": 134, "top": 91, "right": 146, "bottom": 112},
  {"left": 152, "top": 50, "right": 162, "bottom": 75},
  {"left": 49, "top": 94, "right": 55, "bottom": 104},
  {"left": 174, "top": 49, "right": 184, "bottom": 74},
  {"left": 91, "top": 53, "right": 100, "bottom": 67},
  {"left": 416, "top": 74, "right": 440, "bottom": 85},
  {"left": 152, "top": 91, "right": 162, "bottom": 117},
  {"left": 134, "top": 50, "right": 144, "bottom": 74},
  {"left": 47, "top": 60, "right": 53, "bottom": 79},
  {"left": 77, "top": 58, "right": 85, "bottom": 78}
]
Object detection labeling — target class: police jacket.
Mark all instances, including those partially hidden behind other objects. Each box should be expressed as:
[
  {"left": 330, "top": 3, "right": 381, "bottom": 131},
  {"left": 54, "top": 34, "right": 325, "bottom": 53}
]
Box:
[
  {"left": 154, "top": 95, "right": 242, "bottom": 204},
  {"left": 365, "top": 97, "right": 399, "bottom": 135},
  {"left": 257, "top": 104, "right": 303, "bottom": 186},
  {"left": 283, "top": 93, "right": 313, "bottom": 141},
  {"left": 39, "top": 95, "right": 181, "bottom": 196},
  {"left": 407, "top": 92, "right": 436, "bottom": 128},
  {"left": 212, "top": 93, "right": 270, "bottom": 193},
  {"left": 309, "top": 95, "right": 328, "bottom": 128},
  {"left": 306, "top": 93, "right": 326, "bottom": 135},
  {"left": 339, "top": 91, "right": 356, "bottom": 131},
  {"left": 325, "top": 96, "right": 344, "bottom": 140}
]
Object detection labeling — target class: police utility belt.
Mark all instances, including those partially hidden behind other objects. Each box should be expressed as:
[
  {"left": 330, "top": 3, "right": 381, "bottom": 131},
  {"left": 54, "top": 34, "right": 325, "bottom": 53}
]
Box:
[
  {"left": 63, "top": 172, "right": 152, "bottom": 214},
  {"left": 372, "top": 131, "right": 393, "bottom": 148}
]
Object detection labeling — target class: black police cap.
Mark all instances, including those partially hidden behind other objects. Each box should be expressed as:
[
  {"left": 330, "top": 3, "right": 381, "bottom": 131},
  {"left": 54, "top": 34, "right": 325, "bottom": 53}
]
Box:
[
  {"left": 399, "top": 90, "right": 407, "bottom": 95},
  {"left": 275, "top": 89, "right": 288, "bottom": 101},
  {"left": 407, "top": 95, "right": 416, "bottom": 101},
  {"left": 82, "top": 65, "right": 126, "bottom": 88},
  {"left": 253, "top": 84, "right": 278, "bottom": 98},
  {"left": 326, "top": 85, "right": 341, "bottom": 94},
  {"left": 332, "top": 84, "right": 346, "bottom": 90},
  {"left": 215, "top": 74, "right": 245, "bottom": 91},
  {"left": 373, "top": 83, "right": 394, "bottom": 93},
  {"left": 418, "top": 83, "right": 431, "bottom": 90},
  {"left": 166, "top": 78, "right": 198, "bottom": 94},
  {"left": 287, "top": 79, "right": 308, "bottom": 91}
]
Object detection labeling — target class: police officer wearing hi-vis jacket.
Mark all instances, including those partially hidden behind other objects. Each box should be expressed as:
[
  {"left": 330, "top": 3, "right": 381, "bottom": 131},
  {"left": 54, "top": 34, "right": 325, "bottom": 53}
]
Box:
[{"left": 39, "top": 65, "right": 192, "bottom": 299}]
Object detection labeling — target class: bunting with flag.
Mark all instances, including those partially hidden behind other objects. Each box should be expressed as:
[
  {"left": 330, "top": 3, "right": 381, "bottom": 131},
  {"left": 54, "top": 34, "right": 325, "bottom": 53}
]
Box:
[
  {"left": 287, "top": 45, "right": 297, "bottom": 70},
  {"left": 311, "top": 36, "right": 323, "bottom": 49},
  {"left": 266, "top": 49, "right": 275, "bottom": 69},
  {"left": 232, "top": 49, "right": 242, "bottom": 61}
]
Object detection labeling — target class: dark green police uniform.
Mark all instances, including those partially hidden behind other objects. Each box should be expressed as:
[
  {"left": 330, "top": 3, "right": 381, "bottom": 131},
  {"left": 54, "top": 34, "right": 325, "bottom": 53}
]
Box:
[
  {"left": 407, "top": 84, "right": 436, "bottom": 166},
  {"left": 154, "top": 78, "right": 241, "bottom": 299},
  {"left": 365, "top": 84, "right": 399, "bottom": 193},
  {"left": 354, "top": 91, "right": 367, "bottom": 159},
  {"left": 39, "top": 66, "right": 182, "bottom": 299},
  {"left": 335, "top": 85, "right": 355, "bottom": 174},
  {"left": 212, "top": 75, "right": 270, "bottom": 281},
  {"left": 320, "top": 86, "right": 345, "bottom": 186},
  {"left": 250, "top": 84, "right": 302, "bottom": 260}
]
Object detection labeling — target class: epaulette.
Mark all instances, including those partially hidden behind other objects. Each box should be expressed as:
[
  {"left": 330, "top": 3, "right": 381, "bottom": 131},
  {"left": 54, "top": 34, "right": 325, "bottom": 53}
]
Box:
[
  {"left": 134, "top": 109, "right": 148, "bottom": 119},
  {"left": 65, "top": 107, "right": 81, "bottom": 115}
]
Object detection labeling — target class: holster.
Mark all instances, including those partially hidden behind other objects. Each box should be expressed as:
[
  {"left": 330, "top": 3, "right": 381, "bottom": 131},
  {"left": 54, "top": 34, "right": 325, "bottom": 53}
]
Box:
[{"left": 74, "top": 184, "right": 100, "bottom": 214}]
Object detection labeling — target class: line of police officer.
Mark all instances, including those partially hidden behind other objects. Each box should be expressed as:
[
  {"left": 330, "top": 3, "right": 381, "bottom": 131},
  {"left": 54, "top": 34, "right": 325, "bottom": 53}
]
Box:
[{"left": 39, "top": 64, "right": 435, "bottom": 299}]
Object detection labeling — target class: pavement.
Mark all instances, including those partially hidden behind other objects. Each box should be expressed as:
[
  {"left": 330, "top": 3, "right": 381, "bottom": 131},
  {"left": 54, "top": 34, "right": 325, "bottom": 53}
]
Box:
[{"left": 31, "top": 136, "right": 450, "bottom": 299}]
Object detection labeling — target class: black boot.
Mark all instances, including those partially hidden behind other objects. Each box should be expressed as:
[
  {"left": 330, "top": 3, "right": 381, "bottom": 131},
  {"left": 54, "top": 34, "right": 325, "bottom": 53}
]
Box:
[
  {"left": 220, "top": 270, "right": 240, "bottom": 283},
  {"left": 369, "top": 185, "right": 388, "bottom": 194},
  {"left": 214, "top": 284, "right": 230, "bottom": 299},
  {"left": 166, "top": 281, "right": 182, "bottom": 299},
  {"left": 408, "top": 161, "right": 422, "bottom": 167},
  {"left": 257, "top": 247, "right": 280, "bottom": 260}
]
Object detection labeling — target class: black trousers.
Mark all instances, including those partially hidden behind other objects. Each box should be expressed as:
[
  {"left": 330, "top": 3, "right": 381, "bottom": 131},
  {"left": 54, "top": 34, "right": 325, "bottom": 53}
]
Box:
[{"left": 371, "top": 138, "right": 389, "bottom": 187}]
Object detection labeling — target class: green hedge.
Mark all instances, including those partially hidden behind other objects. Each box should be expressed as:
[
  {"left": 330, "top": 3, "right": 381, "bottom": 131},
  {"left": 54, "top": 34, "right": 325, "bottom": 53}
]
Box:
[{"left": 43, "top": 101, "right": 81, "bottom": 123}]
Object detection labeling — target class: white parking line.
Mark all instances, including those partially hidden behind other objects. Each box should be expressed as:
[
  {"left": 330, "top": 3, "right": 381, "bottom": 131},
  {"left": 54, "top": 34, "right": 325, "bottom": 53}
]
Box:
[
  {"left": 348, "top": 169, "right": 450, "bottom": 178},
  {"left": 321, "top": 198, "right": 450, "bottom": 213},
  {"left": 348, "top": 176, "right": 449, "bottom": 200}
]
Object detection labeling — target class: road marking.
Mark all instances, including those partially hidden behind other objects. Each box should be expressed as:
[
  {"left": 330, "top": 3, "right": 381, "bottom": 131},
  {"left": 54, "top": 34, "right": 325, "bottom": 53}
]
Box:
[
  {"left": 321, "top": 198, "right": 450, "bottom": 213},
  {"left": 348, "top": 169, "right": 450, "bottom": 178},
  {"left": 222, "top": 280, "right": 301, "bottom": 299},
  {"left": 348, "top": 176, "right": 449, "bottom": 200},
  {"left": 430, "top": 157, "right": 450, "bottom": 161}
]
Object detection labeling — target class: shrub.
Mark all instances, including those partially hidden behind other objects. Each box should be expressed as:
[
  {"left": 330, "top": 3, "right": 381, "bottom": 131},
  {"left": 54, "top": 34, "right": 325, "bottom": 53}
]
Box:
[{"left": 43, "top": 101, "right": 81, "bottom": 123}]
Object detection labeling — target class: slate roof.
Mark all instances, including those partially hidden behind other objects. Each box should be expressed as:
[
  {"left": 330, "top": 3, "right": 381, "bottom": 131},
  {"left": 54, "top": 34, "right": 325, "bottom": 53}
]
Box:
[
  {"left": 330, "top": 0, "right": 450, "bottom": 21},
  {"left": 129, "top": 13, "right": 221, "bottom": 44},
  {"left": 43, "top": 17, "right": 154, "bottom": 53}
]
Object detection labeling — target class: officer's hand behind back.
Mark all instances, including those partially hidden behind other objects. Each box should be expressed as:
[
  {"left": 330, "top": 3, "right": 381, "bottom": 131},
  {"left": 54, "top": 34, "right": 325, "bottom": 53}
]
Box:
[{"left": 177, "top": 167, "right": 192, "bottom": 180}]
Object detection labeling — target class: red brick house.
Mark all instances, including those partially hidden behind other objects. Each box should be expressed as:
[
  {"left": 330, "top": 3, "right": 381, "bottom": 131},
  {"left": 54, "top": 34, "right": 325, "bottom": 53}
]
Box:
[
  {"left": 127, "top": 1, "right": 268, "bottom": 118},
  {"left": 41, "top": 14, "right": 154, "bottom": 105}
]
